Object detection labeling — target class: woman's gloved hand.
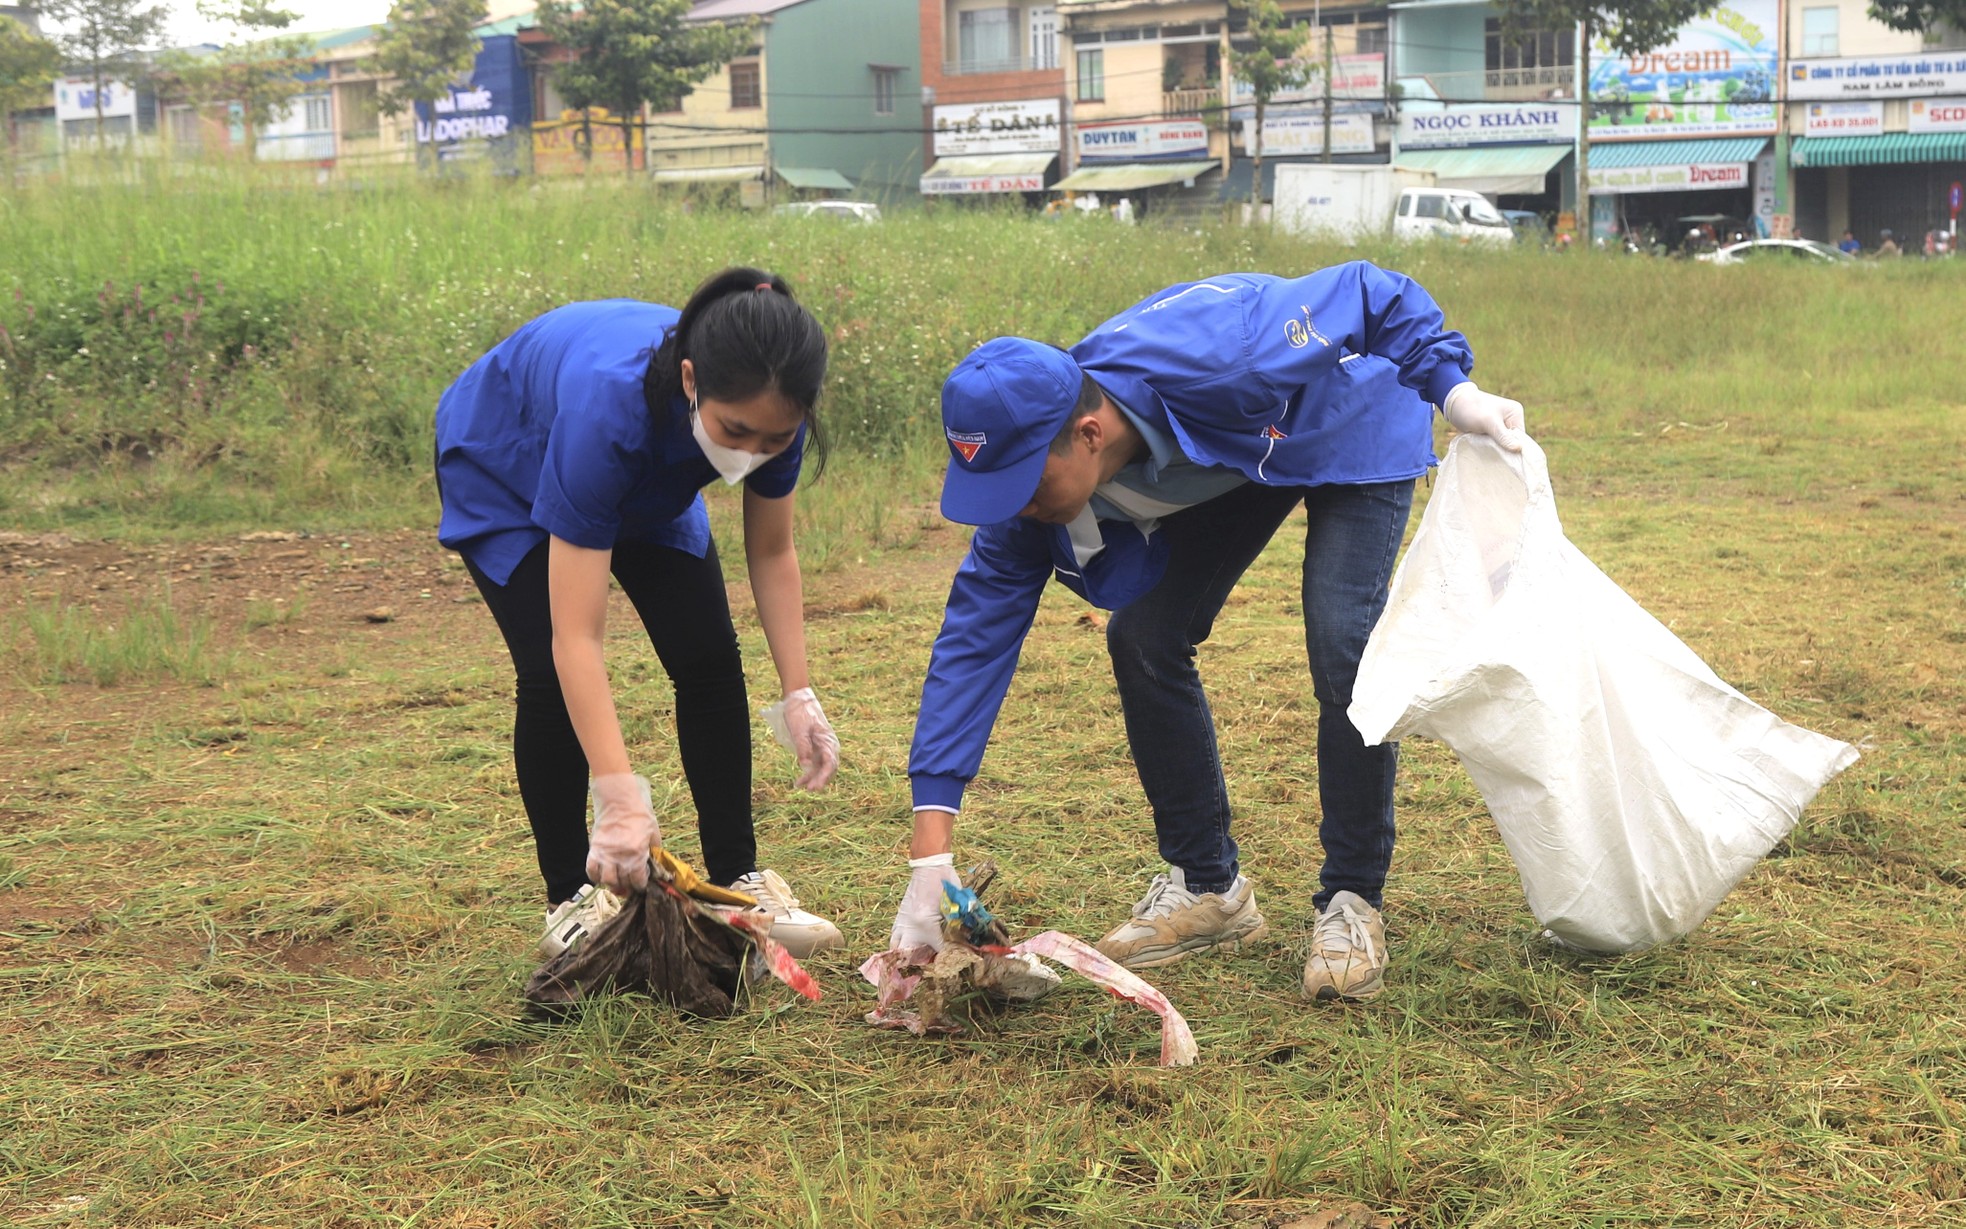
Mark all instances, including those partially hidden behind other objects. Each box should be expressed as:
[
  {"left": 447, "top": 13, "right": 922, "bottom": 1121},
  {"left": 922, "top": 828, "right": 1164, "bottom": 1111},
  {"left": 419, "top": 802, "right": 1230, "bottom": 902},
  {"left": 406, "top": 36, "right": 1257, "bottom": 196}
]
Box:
[
  {"left": 587, "top": 772, "right": 659, "bottom": 893},
  {"left": 763, "top": 687, "right": 840, "bottom": 790}
]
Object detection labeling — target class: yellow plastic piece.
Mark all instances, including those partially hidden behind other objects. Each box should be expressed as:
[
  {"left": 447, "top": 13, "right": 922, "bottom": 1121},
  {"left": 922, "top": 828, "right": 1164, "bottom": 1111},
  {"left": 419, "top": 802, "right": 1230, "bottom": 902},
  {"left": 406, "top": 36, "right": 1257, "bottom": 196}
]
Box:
[{"left": 651, "top": 847, "right": 757, "bottom": 907}]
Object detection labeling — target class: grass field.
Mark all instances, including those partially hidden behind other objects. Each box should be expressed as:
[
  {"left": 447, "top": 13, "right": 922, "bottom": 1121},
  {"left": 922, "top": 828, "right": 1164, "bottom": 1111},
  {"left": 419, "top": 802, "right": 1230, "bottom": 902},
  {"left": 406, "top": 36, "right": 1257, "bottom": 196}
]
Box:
[{"left": 2, "top": 174, "right": 1964, "bottom": 1227}]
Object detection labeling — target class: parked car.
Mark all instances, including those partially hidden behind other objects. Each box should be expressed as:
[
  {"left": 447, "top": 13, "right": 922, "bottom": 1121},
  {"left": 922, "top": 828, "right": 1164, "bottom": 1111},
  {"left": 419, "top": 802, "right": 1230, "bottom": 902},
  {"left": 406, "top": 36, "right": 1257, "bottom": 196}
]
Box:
[
  {"left": 1499, "top": 209, "right": 1551, "bottom": 245},
  {"left": 1392, "top": 187, "right": 1515, "bottom": 247},
  {"left": 772, "top": 200, "right": 881, "bottom": 223},
  {"left": 1697, "top": 239, "right": 1856, "bottom": 265}
]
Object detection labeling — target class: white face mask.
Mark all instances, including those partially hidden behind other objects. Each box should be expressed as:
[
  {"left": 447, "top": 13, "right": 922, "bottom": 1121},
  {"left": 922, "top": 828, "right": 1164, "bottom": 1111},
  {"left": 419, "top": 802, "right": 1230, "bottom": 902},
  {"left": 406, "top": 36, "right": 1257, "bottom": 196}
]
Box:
[{"left": 690, "top": 400, "right": 777, "bottom": 485}]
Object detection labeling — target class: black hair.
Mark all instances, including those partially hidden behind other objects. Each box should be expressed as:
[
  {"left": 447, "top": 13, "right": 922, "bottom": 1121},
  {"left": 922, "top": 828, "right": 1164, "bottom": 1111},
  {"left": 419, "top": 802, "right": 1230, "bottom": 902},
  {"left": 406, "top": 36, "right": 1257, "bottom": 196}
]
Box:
[
  {"left": 1049, "top": 369, "right": 1108, "bottom": 455},
  {"left": 645, "top": 266, "right": 830, "bottom": 476}
]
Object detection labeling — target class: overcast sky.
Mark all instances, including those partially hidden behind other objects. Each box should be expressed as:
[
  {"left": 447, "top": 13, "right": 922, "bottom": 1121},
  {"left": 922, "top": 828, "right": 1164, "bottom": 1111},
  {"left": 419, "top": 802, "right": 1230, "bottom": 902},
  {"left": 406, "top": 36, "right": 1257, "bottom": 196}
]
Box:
[{"left": 164, "top": 1, "right": 394, "bottom": 47}]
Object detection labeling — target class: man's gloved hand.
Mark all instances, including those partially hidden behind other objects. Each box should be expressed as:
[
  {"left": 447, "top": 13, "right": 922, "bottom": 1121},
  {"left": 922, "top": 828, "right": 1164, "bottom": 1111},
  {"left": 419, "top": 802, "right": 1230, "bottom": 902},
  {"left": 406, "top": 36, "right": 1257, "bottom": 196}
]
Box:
[
  {"left": 889, "top": 852, "right": 960, "bottom": 952},
  {"left": 587, "top": 772, "right": 659, "bottom": 893},
  {"left": 1442, "top": 382, "right": 1527, "bottom": 452},
  {"left": 762, "top": 687, "right": 840, "bottom": 790}
]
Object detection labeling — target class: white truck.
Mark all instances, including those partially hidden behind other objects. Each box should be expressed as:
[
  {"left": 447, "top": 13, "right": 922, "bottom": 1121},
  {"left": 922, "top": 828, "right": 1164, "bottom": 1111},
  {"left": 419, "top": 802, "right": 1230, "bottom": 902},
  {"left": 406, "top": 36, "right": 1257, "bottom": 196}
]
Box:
[{"left": 1273, "top": 163, "right": 1515, "bottom": 247}]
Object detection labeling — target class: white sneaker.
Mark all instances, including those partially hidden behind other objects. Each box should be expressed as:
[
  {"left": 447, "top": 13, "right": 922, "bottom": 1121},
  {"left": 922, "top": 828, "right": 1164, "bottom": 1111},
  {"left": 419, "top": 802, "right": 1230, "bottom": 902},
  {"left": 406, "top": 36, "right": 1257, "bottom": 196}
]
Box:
[
  {"left": 537, "top": 883, "right": 622, "bottom": 960},
  {"left": 727, "top": 869, "right": 842, "bottom": 959}
]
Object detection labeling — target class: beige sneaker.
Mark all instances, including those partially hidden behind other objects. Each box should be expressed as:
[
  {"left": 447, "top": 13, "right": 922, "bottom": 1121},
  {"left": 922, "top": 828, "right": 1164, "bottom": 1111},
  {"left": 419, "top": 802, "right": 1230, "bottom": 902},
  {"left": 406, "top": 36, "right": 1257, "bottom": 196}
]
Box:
[
  {"left": 1301, "top": 891, "right": 1387, "bottom": 1002},
  {"left": 728, "top": 869, "right": 843, "bottom": 959},
  {"left": 1095, "top": 868, "right": 1270, "bottom": 970}
]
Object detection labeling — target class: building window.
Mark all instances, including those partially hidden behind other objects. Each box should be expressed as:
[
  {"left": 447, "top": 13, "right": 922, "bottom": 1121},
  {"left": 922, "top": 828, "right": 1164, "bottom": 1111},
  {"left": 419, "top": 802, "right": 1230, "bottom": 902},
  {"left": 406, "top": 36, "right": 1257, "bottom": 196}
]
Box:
[
  {"left": 959, "top": 8, "right": 1016, "bottom": 72},
  {"left": 729, "top": 60, "right": 760, "bottom": 108},
  {"left": 303, "top": 94, "right": 331, "bottom": 132},
  {"left": 1801, "top": 7, "right": 1838, "bottom": 58},
  {"left": 871, "top": 66, "right": 897, "bottom": 115},
  {"left": 1355, "top": 24, "right": 1387, "bottom": 57},
  {"left": 342, "top": 80, "right": 379, "bottom": 137},
  {"left": 1484, "top": 18, "right": 1574, "bottom": 83},
  {"left": 1030, "top": 6, "right": 1057, "bottom": 71},
  {"left": 1077, "top": 48, "right": 1104, "bottom": 101}
]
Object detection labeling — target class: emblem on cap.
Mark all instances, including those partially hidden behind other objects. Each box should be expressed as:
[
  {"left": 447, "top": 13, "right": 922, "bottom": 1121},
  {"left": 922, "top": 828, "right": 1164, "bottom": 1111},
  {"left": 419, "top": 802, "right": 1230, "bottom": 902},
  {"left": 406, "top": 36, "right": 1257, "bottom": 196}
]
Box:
[{"left": 947, "top": 428, "right": 987, "bottom": 463}]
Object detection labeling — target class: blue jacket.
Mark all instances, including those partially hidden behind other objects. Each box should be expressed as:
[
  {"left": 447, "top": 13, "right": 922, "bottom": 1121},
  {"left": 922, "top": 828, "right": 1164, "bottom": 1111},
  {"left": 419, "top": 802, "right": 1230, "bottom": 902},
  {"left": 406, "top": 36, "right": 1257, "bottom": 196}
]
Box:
[
  {"left": 908, "top": 262, "right": 1469, "bottom": 811},
  {"left": 435, "top": 300, "right": 804, "bottom": 585}
]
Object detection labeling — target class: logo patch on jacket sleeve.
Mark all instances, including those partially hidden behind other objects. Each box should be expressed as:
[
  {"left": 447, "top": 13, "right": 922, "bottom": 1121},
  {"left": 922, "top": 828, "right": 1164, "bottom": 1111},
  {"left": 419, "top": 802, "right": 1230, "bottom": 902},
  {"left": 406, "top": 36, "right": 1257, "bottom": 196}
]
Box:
[{"left": 947, "top": 429, "right": 987, "bottom": 463}]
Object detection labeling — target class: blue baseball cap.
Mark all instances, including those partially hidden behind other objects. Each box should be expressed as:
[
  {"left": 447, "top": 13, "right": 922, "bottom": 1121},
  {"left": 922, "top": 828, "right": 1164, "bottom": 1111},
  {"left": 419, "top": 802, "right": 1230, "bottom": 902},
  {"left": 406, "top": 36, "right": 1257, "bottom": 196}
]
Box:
[{"left": 939, "top": 337, "right": 1082, "bottom": 525}]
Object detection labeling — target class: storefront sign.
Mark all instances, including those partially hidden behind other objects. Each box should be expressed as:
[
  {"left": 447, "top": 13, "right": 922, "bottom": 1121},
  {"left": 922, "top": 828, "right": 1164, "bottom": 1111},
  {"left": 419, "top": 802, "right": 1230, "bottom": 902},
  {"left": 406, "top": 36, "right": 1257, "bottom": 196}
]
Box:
[
  {"left": 413, "top": 35, "right": 531, "bottom": 163},
  {"left": 1231, "top": 53, "right": 1383, "bottom": 108},
  {"left": 1909, "top": 98, "right": 1966, "bottom": 134},
  {"left": 534, "top": 109, "right": 644, "bottom": 175},
  {"left": 920, "top": 171, "right": 1046, "bottom": 195},
  {"left": 1076, "top": 118, "right": 1208, "bottom": 163},
  {"left": 1804, "top": 101, "right": 1884, "bottom": 137},
  {"left": 1397, "top": 103, "right": 1577, "bottom": 149},
  {"left": 1753, "top": 149, "right": 1776, "bottom": 232},
  {"left": 1588, "top": 160, "right": 1750, "bottom": 194},
  {"left": 933, "top": 99, "right": 1061, "bottom": 156},
  {"left": 1789, "top": 51, "right": 1966, "bottom": 100},
  {"left": 1242, "top": 111, "right": 1374, "bottom": 157},
  {"left": 54, "top": 77, "right": 136, "bottom": 122},
  {"left": 1589, "top": 0, "right": 1776, "bottom": 139}
]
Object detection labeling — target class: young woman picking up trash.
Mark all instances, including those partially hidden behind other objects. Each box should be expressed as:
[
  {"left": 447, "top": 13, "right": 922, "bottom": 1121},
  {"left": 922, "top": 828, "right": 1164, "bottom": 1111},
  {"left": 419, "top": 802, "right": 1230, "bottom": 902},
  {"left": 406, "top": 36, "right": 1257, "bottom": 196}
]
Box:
[{"left": 436, "top": 267, "right": 844, "bottom": 961}]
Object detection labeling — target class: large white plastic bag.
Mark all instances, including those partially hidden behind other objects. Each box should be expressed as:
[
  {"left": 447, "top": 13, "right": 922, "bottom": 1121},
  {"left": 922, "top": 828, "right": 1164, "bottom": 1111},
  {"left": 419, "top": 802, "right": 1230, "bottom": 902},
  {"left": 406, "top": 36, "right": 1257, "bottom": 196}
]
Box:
[{"left": 1349, "top": 435, "right": 1858, "bottom": 953}]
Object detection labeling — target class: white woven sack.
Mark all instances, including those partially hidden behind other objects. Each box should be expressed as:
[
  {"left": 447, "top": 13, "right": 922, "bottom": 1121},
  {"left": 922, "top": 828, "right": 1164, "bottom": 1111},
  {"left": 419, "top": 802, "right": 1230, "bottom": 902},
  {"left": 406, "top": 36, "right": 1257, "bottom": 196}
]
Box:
[{"left": 1349, "top": 435, "right": 1858, "bottom": 952}]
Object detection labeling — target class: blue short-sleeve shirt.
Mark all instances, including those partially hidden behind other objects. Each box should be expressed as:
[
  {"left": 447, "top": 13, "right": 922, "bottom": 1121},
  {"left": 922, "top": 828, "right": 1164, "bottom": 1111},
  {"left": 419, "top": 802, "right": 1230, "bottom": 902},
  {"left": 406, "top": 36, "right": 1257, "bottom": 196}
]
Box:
[{"left": 435, "top": 299, "right": 804, "bottom": 585}]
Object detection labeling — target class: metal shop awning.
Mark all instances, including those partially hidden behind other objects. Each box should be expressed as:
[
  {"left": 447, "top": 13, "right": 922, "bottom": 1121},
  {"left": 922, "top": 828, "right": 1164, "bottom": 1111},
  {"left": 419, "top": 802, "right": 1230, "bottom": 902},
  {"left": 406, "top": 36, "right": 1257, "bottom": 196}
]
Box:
[
  {"left": 1586, "top": 137, "right": 1769, "bottom": 168},
  {"left": 649, "top": 163, "right": 764, "bottom": 182},
  {"left": 1053, "top": 160, "right": 1218, "bottom": 192},
  {"left": 1792, "top": 132, "right": 1966, "bottom": 167},
  {"left": 920, "top": 153, "right": 1054, "bottom": 195},
  {"left": 1393, "top": 144, "right": 1570, "bottom": 195},
  {"left": 775, "top": 165, "right": 854, "bottom": 191}
]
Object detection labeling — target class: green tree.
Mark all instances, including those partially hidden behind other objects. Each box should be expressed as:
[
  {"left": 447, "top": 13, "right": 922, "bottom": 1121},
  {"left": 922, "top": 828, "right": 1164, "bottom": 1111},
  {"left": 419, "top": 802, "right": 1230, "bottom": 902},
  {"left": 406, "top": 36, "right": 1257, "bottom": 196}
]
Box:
[
  {"left": 1, "top": 15, "right": 62, "bottom": 159},
  {"left": 536, "top": 0, "right": 756, "bottom": 174},
  {"left": 371, "top": 0, "right": 486, "bottom": 158},
  {"left": 1228, "top": 0, "right": 1311, "bottom": 198},
  {"left": 157, "top": 2, "right": 314, "bottom": 161},
  {"left": 1492, "top": 3, "right": 1718, "bottom": 236},
  {"left": 42, "top": 0, "right": 169, "bottom": 147},
  {"left": 1867, "top": 2, "right": 1966, "bottom": 31}
]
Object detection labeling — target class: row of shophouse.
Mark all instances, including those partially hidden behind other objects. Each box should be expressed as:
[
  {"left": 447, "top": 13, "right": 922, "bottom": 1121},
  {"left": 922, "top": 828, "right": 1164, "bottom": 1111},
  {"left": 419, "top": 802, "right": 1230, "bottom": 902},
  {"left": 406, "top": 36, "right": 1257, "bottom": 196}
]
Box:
[{"left": 6, "top": 1, "right": 1964, "bottom": 242}]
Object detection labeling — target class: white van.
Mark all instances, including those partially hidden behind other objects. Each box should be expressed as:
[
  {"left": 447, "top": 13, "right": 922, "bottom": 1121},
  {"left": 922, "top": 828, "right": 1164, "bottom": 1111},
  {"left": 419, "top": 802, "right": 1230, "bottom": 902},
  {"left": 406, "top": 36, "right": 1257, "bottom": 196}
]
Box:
[{"left": 1393, "top": 188, "right": 1515, "bottom": 246}]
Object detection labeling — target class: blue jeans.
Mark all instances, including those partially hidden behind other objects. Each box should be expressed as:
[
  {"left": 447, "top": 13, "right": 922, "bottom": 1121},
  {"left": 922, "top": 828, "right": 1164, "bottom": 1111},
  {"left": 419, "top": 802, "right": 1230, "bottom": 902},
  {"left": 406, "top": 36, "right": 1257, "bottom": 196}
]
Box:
[{"left": 1105, "top": 480, "right": 1414, "bottom": 908}]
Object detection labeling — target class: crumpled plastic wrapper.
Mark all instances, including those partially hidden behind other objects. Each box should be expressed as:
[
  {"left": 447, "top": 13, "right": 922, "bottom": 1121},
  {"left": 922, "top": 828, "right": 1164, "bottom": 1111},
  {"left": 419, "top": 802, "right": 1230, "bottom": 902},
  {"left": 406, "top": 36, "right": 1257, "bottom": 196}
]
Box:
[
  {"left": 860, "top": 930, "right": 1198, "bottom": 1067},
  {"left": 526, "top": 880, "right": 820, "bottom": 1018}
]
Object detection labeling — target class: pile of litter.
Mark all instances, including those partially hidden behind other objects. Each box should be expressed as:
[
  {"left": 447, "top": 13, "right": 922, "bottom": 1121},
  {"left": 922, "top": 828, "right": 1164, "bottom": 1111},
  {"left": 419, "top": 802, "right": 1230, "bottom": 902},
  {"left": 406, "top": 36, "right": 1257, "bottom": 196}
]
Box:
[
  {"left": 859, "top": 862, "right": 1198, "bottom": 1067},
  {"left": 525, "top": 850, "right": 819, "bottom": 1018}
]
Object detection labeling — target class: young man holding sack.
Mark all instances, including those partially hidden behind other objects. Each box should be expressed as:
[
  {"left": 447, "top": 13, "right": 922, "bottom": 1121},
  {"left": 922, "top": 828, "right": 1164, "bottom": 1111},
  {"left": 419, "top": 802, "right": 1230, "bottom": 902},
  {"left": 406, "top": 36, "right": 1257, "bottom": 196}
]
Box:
[{"left": 890, "top": 261, "right": 1526, "bottom": 1001}]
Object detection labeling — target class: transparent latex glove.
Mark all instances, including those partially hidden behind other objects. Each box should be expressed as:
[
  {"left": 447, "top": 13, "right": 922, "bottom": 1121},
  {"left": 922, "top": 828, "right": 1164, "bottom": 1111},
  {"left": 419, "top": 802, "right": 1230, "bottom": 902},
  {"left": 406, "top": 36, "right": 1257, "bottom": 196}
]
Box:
[
  {"left": 889, "top": 852, "right": 960, "bottom": 952},
  {"left": 1442, "top": 381, "right": 1527, "bottom": 452},
  {"left": 761, "top": 687, "right": 840, "bottom": 790},
  {"left": 586, "top": 772, "right": 658, "bottom": 893}
]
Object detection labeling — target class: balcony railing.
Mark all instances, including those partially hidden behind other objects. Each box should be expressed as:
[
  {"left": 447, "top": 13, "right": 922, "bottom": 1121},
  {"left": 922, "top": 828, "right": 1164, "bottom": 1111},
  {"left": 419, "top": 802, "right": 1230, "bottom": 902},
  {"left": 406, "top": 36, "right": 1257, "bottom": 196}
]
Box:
[
  {"left": 1412, "top": 67, "right": 1574, "bottom": 105},
  {"left": 1163, "top": 87, "right": 1219, "bottom": 117},
  {"left": 943, "top": 54, "right": 1058, "bottom": 77}
]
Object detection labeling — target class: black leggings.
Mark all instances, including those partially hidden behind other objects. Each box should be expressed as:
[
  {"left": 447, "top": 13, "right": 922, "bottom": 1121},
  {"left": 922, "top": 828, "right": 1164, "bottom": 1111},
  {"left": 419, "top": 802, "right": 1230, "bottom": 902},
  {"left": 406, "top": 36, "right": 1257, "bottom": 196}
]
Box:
[{"left": 465, "top": 538, "right": 756, "bottom": 904}]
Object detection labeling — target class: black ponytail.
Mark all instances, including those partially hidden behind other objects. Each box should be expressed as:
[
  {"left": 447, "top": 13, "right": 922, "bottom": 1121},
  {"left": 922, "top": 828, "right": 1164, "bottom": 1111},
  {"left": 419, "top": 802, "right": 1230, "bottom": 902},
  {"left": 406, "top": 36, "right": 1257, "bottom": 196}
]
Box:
[{"left": 645, "top": 267, "right": 831, "bottom": 477}]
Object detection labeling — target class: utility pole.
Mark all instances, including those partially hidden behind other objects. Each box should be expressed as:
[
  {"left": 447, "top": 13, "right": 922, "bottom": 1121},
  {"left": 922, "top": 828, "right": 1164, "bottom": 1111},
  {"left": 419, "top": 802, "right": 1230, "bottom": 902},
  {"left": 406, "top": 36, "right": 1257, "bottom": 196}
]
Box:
[
  {"left": 1321, "top": 22, "right": 1333, "bottom": 163},
  {"left": 1577, "top": 17, "right": 1592, "bottom": 245}
]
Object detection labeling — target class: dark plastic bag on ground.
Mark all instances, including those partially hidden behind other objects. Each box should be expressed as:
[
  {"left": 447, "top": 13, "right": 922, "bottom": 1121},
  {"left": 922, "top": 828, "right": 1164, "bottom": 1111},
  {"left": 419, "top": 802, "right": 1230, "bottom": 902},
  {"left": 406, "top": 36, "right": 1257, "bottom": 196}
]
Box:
[{"left": 525, "top": 880, "right": 819, "bottom": 1018}]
